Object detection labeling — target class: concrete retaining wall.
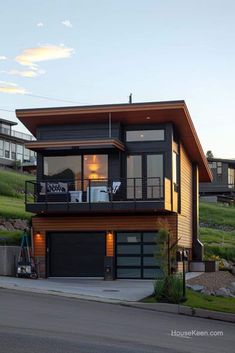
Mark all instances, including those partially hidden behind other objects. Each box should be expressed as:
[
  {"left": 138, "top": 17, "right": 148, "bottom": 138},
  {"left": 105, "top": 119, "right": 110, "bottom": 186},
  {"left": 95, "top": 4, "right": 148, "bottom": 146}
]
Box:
[{"left": 0, "top": 246, "right": 20, "bottom": 276}]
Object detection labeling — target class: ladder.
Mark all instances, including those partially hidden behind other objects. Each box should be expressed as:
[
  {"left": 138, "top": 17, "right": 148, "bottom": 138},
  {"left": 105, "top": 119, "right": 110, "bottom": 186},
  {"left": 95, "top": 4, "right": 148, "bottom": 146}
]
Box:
[{"left": 16, "top": 231, "right": 38, "bottom": 279}]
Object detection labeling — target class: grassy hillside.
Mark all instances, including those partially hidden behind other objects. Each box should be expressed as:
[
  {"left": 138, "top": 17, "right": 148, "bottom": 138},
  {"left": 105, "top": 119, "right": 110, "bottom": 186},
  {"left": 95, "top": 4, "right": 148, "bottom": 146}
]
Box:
[
  {"left": 199, "top": 202, "right": 235, "bottom": 262},
  {"left": 0, "top": 168, "right": 34, "bottom": 220},
  {"left": 200, "top": 202, "right": 235, "bottom": 228}
]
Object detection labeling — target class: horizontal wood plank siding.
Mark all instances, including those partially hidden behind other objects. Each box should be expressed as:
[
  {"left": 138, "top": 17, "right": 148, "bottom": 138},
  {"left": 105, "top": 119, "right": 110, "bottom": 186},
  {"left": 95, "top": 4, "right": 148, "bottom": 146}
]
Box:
[
  {"left": 32, "top": 214, "right": 178, "bottom": 257},
  {"left": 178, "top": 143, "right": 193, "bottom": 249}
]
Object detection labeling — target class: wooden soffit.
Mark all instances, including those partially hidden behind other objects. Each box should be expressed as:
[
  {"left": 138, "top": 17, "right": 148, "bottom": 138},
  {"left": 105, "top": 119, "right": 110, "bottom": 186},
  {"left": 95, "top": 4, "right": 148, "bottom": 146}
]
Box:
[{"left": 25, "top": 138, "right": 125, "bottom": 152}]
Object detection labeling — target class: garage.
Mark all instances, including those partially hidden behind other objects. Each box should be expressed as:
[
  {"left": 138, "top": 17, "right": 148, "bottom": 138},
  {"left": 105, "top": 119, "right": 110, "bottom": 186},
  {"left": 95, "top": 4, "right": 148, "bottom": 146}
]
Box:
[
  {"left": 116, "top": 231, "right": 162, "bottom": 279},
  {"left": 47, "top": 232, "right": 106, "bottom": 277}
]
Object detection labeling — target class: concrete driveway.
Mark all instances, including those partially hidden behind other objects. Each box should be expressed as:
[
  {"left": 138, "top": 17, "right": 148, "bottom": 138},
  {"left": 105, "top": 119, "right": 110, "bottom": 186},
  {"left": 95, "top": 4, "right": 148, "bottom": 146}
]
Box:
[{"left": 0, "top": 276, "right": 154, "bottom": 302}]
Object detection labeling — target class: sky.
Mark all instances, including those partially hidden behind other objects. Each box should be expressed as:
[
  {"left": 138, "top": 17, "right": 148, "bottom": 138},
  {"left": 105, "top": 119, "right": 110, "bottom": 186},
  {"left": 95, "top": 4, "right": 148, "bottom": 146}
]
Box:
[{"left": 0, "top": 0, "right": 234, "bottom": 158}]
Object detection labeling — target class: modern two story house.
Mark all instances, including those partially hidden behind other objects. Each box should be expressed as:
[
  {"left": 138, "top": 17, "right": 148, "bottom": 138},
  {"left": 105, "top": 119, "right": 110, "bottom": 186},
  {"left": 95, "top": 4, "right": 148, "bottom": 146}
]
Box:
[
  {"left": 200, "top": 157, "right": 235, "bottom": 201},
  {"left": 0, "top": 117, "right": 36, "bottom": 170},
  {"left": 16, "top": 101, "right": 212, "bottom": 279}
]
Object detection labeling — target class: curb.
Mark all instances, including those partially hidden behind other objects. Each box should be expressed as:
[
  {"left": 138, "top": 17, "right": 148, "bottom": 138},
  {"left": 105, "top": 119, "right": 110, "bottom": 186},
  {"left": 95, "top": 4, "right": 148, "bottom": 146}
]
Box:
[
  {"left": 0, "top": 284, "right": 126, "bottom": 304},
  {"left": 1, "top": 283, "right": 235, "bottom": 323},
  {"left": 122, "top": 302, "right": 235, "bottom": 323}
]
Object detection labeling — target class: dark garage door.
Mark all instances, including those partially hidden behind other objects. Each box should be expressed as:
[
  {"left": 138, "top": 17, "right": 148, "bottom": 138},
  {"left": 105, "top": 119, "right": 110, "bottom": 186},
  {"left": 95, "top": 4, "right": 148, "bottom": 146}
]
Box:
[
  {"left": 116, "top": 232, "right": 163, "bottom": 279},
  {"left": 48, "top": 232, "right": 105, "bottom": 277}
]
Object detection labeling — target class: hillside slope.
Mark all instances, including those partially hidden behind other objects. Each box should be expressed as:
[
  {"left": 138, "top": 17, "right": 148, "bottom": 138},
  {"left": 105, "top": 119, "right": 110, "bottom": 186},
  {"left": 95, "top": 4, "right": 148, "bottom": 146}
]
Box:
[
  {"left": 199, "top": 202, "right": 235, "bottom": 261},
  {"left": 0, "top": 168, "right": 33, "bottom": 220}
]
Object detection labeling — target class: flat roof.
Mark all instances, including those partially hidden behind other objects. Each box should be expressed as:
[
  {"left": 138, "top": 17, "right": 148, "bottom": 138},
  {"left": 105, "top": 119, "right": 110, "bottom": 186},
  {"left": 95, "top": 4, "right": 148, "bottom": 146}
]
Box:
[
  {"left": 0, "top": 118, "right": 17, "bottom": 126},
  {"left": 208, "top": 157, "right": 235, "bottom": 164},
  {"left": 16, "top": 100, "right": 212, "bottom": 182}
]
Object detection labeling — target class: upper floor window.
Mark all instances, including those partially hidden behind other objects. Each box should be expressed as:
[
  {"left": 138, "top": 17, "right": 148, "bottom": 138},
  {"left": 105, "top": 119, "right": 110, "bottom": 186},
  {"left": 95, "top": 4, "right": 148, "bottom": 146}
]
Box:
[
  {"left": 0, "top": 139, "right": 3, "bottom": 157},
  {"left": 4, "top": 141, "right": 10, "bottom": 158},
  {"left": 228, "top": 168, "right": 235, "bottom": 188},
  {"left": 126, "top": 130, "right": 164, "bottom": 142},
  {"left": 16, "top": 144, "right": 23, "bottom": 162},
  {"left": 11, "top": 143, "right": 16, "bottom": 160}
]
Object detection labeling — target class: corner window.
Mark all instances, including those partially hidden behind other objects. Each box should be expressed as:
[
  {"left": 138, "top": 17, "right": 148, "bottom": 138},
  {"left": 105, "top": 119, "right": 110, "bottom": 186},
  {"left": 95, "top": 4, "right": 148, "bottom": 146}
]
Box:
[
  {"left": 44, "top": 156, "right": 82, "bottom": 181},
  {"left": 126, "top": 130, "right": 164, "bottom": 142}
]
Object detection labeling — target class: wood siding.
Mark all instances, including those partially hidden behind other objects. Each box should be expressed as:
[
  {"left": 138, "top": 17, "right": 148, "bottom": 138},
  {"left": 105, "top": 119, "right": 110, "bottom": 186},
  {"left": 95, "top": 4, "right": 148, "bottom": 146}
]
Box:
[
  {"left": 177, "top": 143, "right": 193, "bottom": 249},
  {"left": 32, "top": 214, "right": 178, "bottom": 258}
]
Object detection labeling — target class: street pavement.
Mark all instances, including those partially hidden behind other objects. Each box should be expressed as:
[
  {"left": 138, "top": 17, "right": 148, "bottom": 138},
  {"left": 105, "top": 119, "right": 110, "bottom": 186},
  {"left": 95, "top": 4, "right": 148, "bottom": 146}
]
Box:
[{"left": 0, "top": 289, "right": 234, "bottom": 353}]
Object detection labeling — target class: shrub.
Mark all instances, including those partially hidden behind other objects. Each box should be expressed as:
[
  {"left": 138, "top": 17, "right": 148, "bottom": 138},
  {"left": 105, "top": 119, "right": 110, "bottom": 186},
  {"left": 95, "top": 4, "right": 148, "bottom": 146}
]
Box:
[
  {"left": 154, "top": 274, "right": 183, "bottom": 303},
  {"left": 165, "top": 274, "right": 183, "bottom": 304},
  {"left": 154, "top": 279, "right": 165, "bottom": 301}
]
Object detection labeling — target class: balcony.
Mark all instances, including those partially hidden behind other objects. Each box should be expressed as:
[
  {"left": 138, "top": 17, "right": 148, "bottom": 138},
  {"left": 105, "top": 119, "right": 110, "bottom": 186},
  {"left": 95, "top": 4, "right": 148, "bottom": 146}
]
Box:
[
  {"left": 25, "top": 177, "right": 174, "bottom": 214},
  {"left": 0, "top": 127, "right": 34, "bottom": 141}
]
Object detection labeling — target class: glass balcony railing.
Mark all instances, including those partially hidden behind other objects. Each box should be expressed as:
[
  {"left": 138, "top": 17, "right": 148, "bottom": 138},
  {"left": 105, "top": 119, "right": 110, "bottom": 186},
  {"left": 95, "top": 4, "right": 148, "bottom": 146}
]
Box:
[
  {"left": 0, "top": 127, "right": 34, "bottom": 141},
  {"left": 25, "top": 177, "right": 164, "bottom": 211}
]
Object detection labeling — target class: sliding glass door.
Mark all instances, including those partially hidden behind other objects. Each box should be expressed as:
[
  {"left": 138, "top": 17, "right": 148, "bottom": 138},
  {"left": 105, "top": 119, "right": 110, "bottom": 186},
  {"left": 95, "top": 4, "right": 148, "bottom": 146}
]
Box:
[
  {"left": 127, "top": 155, "right": 142, "bottom": 199},
  {"left": 127, "top": 154, "right": 163, "bottom": 200}
]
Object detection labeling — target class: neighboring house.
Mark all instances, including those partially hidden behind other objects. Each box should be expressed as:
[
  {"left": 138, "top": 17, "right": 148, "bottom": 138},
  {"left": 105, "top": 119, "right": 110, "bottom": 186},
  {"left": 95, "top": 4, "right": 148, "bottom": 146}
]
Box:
[
  {"left": 200, "top": 157, "right": 235, "bottom": 200},
  {"left": 0, "top": 117, "right": 36, "bottom": 171},
  {"left": 16, "top": 101, "right": 212, "bottom": 279}
]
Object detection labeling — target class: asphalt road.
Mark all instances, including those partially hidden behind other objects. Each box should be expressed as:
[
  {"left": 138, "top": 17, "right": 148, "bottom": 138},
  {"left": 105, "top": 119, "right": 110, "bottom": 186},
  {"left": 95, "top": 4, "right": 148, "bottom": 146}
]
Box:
[{"left": 0, "top": 289, "right": 234, "bottom": 353}]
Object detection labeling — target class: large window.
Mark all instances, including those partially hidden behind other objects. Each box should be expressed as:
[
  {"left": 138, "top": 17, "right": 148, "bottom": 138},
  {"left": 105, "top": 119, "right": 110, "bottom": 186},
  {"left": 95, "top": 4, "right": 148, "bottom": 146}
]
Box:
[
  {"left": 4, "top": 141, "right": 10, "bottom": 158},
  {"left": 44, "top": 156, "right": 82, "bottom": 181},
  {"left": 16, "top": 144, "right": 23, "bottom": 162},
  {"left": 228, "top": 168, "right": 235, "bottom": 188},
  {"left": 127, "top": 155, "right": 142, "bottom": 199},
  {"left": 0, "top": 140, "right": 3, "bottom": 157},
  {"left": 127, "top": 154, "right": 163, "bottom": 199},
  {"left": 126, "top": 130, "right": 164, "bottom": 142},
  {"left": 23, "top": 147, "right": 30, "bottom": 162},
  {"left": 83, "top": 155, "right": 108, "bottom": 181},
  {"left": 11, "top": 143, "right": 16, "bottom": 160},
  {"left": 147, "top": 154, "right": 163, "bottom": 198},
  {"left": 43, "top": 154, "right": 108, "bottom": 192}
]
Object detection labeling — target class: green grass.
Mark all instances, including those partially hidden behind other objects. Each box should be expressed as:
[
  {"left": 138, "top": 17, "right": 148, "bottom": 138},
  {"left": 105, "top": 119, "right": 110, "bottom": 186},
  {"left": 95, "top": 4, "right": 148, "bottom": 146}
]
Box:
[
  {"left": 200, "top": 227, "right": 235, "bottom": 246},
  {"left": 200, "top": 202, "right": 235, "bottom": 228},
  {"left": 0, "top": 168, "right": 34, "bottom": 198},
  {"left": 142, "top": 290, "right": 235, "bottom": 313},
  {"left": 0, "top": 195, "right": 33, "bottom": 220},
  {"left": 184, "top": 289, "right": 235, "bottom": 314},
  {"left": 199, "top": 222, "right": 235, "bottom": 262}
]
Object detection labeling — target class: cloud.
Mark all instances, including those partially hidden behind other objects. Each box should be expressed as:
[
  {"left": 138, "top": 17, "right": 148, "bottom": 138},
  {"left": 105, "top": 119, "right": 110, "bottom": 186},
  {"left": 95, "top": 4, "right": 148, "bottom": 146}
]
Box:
[
  {"left": 0, "top": 81, "right": 27, "bottom": 94},
  {"left": 4, "top": 69, "right": 46, "bottom": 78},
  {"left": 62, "top": 20, "right": 72, "bottom": 28},
  {"left": 37, "top": 22, "right": 44, "bottom": 27},
  {"left": 0, "top": 56, "right": 7, "bottom": 60},
  {"left": 15, "top": 44, "right": 74, "bottom": 68}
]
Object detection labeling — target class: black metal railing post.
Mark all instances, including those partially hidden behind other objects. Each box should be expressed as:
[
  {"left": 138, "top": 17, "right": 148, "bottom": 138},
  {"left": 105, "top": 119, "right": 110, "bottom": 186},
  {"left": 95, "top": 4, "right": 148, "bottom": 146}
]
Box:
[
  {"left": 45, "top": 181, "right": 48, "bottom": 210},
  {"left": 88, "top": 179, "right": 91, "bottom": 209}
]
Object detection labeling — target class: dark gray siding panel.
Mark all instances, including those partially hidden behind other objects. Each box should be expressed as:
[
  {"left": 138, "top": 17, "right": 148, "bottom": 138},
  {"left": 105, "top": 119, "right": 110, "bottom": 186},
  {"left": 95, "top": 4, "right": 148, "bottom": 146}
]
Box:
[{"left": 37, "top": 123, "right": 120, "bottom": 141}]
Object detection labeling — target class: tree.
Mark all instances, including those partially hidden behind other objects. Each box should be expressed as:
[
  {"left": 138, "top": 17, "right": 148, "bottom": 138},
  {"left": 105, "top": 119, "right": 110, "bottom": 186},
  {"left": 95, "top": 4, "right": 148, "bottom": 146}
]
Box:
[{"left": 206, "top": 150, "right": 214, "bottom": 159}]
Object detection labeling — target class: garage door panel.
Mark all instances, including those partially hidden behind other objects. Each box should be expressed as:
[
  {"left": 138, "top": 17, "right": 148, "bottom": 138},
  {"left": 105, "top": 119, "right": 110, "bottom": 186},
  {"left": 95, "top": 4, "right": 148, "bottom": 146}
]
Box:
[{"left": 48, "top": 232, "right": 105, "bottom": 277}]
